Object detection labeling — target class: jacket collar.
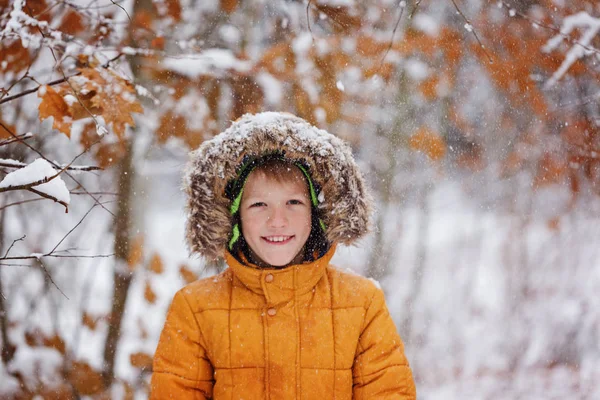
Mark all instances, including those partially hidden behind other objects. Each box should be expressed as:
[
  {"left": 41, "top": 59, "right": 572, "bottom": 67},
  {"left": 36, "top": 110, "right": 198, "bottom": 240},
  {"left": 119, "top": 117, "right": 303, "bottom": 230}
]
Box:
[{"left": 224, "top": 244, "right": 337, "bottom": 305}]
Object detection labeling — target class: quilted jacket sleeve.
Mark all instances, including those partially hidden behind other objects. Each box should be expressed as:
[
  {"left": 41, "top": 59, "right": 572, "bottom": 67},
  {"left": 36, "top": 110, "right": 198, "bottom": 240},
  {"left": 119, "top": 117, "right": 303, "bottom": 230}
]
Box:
[
  {"left": 352, "top": 286, "right": 416, "bottom": 399},
  {"left": 150, "top": 290, "right": 214, "bottom": 399}
]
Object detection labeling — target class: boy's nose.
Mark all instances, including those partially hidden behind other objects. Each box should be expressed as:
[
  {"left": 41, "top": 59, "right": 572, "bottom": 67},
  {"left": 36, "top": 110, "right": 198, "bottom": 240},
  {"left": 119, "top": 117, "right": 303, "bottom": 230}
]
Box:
[{"left": 267, "top": 207, "right": 287, "bottom": 228}]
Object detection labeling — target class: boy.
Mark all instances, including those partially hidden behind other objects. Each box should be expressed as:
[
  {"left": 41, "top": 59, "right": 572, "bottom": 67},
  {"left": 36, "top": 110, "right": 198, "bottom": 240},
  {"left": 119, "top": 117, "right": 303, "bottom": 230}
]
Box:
[{"left": 151, "top": 112, "right": 416, "bottom": 399}]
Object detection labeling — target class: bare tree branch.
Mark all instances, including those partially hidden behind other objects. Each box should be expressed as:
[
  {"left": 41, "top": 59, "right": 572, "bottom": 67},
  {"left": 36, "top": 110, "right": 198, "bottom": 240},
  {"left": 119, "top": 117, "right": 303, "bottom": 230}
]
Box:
[
  {"left": 28, "top": 188, "right": 69, "bottom": 211},
  {"left": 0, "top": 198, "right": 45, "bottom": 212},
  {"left": 0, "top": 253, "right": 115, "bottom": 261},
  {"left": 0, "top": 160, "right": 102, "bottom": 171},
  {"left": 0, "top": 53, "right": 123, "bottom": 105},
  {"left": 0, "top": 133, "right": 33, "bottom": 147},
  {"left": 451, "top": 0, "right": 493, "bottom": 64}
]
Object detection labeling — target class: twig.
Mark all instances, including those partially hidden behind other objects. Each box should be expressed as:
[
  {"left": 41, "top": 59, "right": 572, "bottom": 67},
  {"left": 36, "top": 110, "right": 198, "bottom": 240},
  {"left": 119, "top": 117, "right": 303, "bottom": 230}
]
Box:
[
  {"left": 0, "top": 198, "right": 45, "bottom": 211},
  {"left": 0, "top": 133, "right": 33, "bottom": 147},
  {"left": 0, "top": 120, "right": 59, "bottom": 168},
  {"left": 0, "top": 253, "right": 115, "bottom": 261},
  {"left": 48, "top": 200, "right": 99, "bottom": 254},
  {"left": 63, "top": 172, "right": 116, "bottom": 217},
  {"left": 38, "top": 259, "right": 68, "bottom": 299},
  {"left": 29, "top": 188, "right": 69, "bottom": 211},
  {"left": 3, "top": 235, "right": 26, "bottom": 258},
  {"left": 60, "top": 138, "right": 117, "bottom": 217},
  {"left": 0, "top": 74, "right": 78, "bottom": 105},
  {"left": 71, "top": 191, "right": 118, "bottom": 195},
  {"left": 409, "top": 0, "right": 424, "bottom": 19},
  {"left": 379, "top": 1, "right": 407, "bottom": 68},
  {"left": 0, "top": 160, "right": 102, "bottom": 171},
  {"left": 46, "top": 253, "right": 115, "bottom": 258},
  {"left": 109, "top": 0, "right": 131, "bottom": 22},
  {"left": 0, "top": 41, "right": 42, "bottom": 102},
  {"left": 303, "top": 1, "right": 347, "bottom": 39},
  {"left": 307, "top": 0, "right": 313, "bottom": 37},
  {"left": 451, "top": 0, "right": 493, "bottom": 64}
]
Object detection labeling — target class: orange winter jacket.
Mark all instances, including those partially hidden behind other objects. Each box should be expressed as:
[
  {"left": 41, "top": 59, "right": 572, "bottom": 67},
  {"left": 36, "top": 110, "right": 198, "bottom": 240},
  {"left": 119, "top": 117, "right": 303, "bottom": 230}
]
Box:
[{"left": 150, "top": 245, "right": 416, "bottom": 399}]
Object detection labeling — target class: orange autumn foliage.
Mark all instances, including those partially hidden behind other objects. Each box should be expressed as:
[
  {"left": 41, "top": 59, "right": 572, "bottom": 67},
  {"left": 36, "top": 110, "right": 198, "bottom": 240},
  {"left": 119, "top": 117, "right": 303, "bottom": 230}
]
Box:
[{"left": 409, "top": 127, "right": 447, "bottom": 161}]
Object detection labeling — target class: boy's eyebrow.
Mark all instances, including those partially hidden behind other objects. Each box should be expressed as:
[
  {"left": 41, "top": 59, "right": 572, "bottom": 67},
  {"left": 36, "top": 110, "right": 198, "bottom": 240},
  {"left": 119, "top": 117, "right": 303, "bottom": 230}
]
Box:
[{"left": 242, "top": 191, "right": 309, "bottom": 201}]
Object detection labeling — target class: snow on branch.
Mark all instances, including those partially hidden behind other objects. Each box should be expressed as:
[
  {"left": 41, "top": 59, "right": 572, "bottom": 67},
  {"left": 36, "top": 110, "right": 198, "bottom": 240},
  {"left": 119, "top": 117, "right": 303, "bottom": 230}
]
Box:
[
  {"left": 0, "top": 158, "right": 70, "bottom": 209},
  {"left": 0, "top": 158, "right": 101, "bottom": 171},
  {"left": 543, "top": 11, "right": 600, "bottom": 88}
]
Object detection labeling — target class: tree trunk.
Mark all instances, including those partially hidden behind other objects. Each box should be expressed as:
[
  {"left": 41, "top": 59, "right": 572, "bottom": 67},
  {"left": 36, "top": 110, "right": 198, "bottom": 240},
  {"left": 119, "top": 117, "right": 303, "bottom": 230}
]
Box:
[
  {"left": 102, "top": 140, "right": 134, "bottom": 386},
  {"left": 0, "top": 206, "right": 16, "bottom": 366}
]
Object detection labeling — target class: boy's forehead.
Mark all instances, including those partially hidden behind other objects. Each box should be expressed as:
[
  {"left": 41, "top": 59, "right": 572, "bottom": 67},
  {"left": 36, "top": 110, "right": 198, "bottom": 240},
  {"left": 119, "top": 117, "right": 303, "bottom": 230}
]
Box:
[{"left": 243, "top": 170, "right": 308, "bottom": 197}]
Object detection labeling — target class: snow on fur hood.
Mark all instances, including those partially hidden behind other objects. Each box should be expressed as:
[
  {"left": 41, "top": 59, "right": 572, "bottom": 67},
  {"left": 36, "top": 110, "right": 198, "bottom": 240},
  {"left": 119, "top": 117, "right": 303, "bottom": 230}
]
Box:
[{"left": 183, "top": 112, "right": 374, "bottom": 260}]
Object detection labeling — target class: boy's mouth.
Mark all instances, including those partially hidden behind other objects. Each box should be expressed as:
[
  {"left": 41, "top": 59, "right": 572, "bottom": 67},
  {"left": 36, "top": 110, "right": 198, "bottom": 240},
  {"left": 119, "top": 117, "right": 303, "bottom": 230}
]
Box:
[{"left": 262, "top": 235, "right": 294, "bottom": 245}]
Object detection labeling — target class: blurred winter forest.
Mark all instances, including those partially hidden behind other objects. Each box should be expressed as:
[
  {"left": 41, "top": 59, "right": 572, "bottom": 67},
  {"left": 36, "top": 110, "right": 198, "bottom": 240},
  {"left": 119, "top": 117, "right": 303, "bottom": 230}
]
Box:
[{"left": 1, "top": 0, "right": 600, "bottom": 398}]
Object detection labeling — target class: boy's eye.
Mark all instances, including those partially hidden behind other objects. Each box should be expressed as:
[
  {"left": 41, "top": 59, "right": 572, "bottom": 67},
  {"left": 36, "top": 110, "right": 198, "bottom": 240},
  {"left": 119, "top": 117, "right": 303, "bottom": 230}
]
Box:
[
  {"left": 288, "top": 199, "right": 304, "bottom": 205},
  {"left": 250, "top": 202, "right": 266, "bottom": 208}
]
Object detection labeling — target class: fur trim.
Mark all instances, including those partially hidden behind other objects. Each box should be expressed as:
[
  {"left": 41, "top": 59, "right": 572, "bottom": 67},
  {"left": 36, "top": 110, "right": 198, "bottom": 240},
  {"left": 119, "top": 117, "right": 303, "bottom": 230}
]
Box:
[{"left": 183, "top": 112, "right": 374, "bottom": 260}]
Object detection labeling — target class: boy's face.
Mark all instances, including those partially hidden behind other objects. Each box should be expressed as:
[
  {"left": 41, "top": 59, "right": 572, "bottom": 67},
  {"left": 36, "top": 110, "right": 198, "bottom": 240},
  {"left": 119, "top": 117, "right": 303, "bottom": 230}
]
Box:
[{"left": 240, "top": 169, "right": 312, "bottom": 268}]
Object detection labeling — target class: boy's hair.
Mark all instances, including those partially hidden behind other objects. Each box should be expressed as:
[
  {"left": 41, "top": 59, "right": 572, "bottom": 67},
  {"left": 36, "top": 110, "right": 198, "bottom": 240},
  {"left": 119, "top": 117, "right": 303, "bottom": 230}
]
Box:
[
  {"left": 251, "top": 158, "right": 305, "bottom": 184},
  {"left": 230, "top": 158, "right": 330, "bottom": 266}
]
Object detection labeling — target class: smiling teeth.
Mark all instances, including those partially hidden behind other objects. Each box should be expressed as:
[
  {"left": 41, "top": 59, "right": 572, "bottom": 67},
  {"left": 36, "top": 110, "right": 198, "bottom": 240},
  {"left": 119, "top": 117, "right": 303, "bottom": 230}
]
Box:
[{"left": 265, "top": 236, "right": 291, "bottom": 242}]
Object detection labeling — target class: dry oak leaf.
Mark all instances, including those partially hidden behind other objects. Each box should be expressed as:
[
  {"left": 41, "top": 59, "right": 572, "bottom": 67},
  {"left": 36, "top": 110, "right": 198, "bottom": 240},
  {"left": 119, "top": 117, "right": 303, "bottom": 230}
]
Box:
[
  {"left": 82, "top": 312, "right": 99, "bottom": 331},
  {"left": 533, "top": 154, "right": 567, "bottom": 188},
  {"left": 71, "top": 68, "right": 143, "bottom": 138},
  {"left": 221, "top": 0, "right": 239, "bottom": 14},
  {"left": 179, "top": 264, "right": 198, "bottom": 284},
  {"left": 144, "top": 280, "right": 157, "bottom": 304},
  {"left": 0, "top": 117, "right": 15, "bottom": 139},
  {"left": 149, "top": 253, "right": 164, "bottom": 274},
  {"left": 68, "top": 361, "right": 104, "bottom": 396},
  {"left": 79, "top": 121, "right": 98, "bottom": 150},
  {"left": 0, "top": 40, "right": 31, "bottom": 74},
  {"left": 43, "top": 334, "right": 67, "bottom": 355},
  {"left": 58, "top": 10, "right": 85, "bottom": 35},
  {"left": 38, "top": 86, "right": 72, "bottom": 137},
  {"left": 127, "top": 234, "right": 144, "bottom": 270},
  {"left": 94, "top": 141, "right": 127, "bottom": 168},
  {"left": 130, "top": 352, "right": 153, "bottom": 370},
  {"left": 409, "top": 127, "right": 446, "bottom": 161}
]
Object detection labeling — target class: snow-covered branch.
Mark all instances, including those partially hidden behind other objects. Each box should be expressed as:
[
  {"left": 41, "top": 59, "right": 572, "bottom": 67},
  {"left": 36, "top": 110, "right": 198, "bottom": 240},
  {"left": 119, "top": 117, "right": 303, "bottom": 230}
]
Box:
[
  {"left": 543, "top": 11, "right": 600, "bottom": 88},
  {"left": 0, "top": 158, "right": 70, "bottom": 209},
  {"left": 0, "top": 158, "right": 101, "bottom": 171}
]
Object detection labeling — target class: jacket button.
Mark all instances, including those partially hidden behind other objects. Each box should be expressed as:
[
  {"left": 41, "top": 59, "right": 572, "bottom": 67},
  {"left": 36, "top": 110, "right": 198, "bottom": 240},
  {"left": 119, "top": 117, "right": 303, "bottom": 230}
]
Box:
[
  {"left": 267, "top": 308, "right": 277, "bottom": 316},
  {"left": 265, "top": 274, "right": 274, "bottom": 283}
]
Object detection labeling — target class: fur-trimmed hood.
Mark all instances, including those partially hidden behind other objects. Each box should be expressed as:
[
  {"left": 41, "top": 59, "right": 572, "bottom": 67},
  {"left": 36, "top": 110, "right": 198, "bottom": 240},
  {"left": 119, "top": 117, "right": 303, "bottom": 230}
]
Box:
[{"left": 183, "top": 112, "right": 373, "bottom": 260}]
